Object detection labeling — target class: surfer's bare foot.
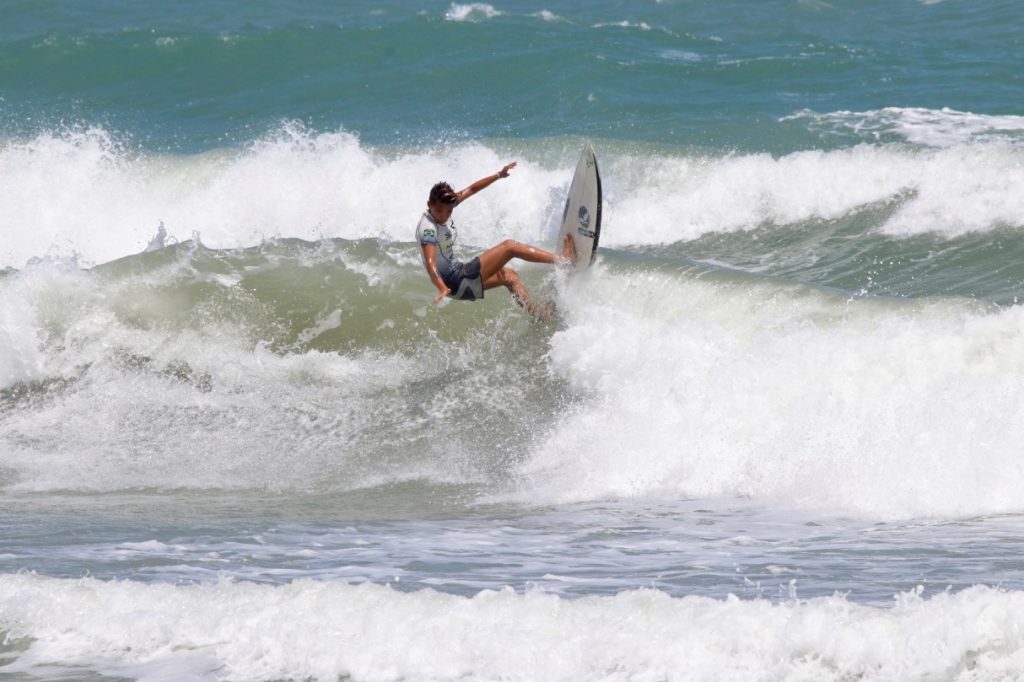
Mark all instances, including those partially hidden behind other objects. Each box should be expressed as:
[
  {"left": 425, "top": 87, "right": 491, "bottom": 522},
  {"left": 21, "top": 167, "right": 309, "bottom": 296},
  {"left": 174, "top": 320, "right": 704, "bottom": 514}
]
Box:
[
  {"left": 559, "top": 234, "right": 578, "bottom": 266},
  {"left": 526, "top": 300, "right": 555, "bottom": 321}
]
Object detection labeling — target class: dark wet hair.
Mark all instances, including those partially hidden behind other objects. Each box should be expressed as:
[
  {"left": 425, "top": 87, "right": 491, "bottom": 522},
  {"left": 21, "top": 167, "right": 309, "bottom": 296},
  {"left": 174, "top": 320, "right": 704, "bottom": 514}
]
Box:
[{"left": 429, "top": 181, "right": 459, "bottom": 206}]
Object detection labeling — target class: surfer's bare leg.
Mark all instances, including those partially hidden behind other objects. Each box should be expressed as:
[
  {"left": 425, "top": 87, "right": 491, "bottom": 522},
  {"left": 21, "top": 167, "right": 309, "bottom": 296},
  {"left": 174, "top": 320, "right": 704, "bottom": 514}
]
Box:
[
  {"left": 477, "top": 237, "right": 576, "bottom": 319},
  {"left": 477, "top": 239, "right": 563, "bottom": 280},
  {"left": 483, "top": 267, "right": 551, "bottom": 320}
]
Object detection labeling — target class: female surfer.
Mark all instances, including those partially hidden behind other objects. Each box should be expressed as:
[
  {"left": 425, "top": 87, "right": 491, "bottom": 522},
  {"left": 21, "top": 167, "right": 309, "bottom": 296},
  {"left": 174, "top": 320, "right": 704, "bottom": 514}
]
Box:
[{"left": 415, "top": 162, "right": 575, "bottom": 318}]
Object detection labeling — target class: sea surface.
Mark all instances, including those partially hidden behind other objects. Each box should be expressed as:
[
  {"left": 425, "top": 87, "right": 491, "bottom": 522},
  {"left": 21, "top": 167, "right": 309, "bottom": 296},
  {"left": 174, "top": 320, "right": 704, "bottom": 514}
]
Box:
[{"left": 3, "top": 1, "right": 1024, "bottom": 680}]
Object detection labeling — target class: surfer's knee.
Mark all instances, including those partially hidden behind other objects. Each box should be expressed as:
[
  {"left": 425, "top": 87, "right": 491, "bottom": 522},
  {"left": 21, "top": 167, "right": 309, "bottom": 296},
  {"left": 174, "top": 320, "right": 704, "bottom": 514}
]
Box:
[
  {"left": 496, "top": 239, "right": 525, "bottom": 257},
  {"left": 498, "top": 267, "right": 529, "bottom": 298},
  {"left": 497, "top": 266, "right": 520, "bottom": 288}
]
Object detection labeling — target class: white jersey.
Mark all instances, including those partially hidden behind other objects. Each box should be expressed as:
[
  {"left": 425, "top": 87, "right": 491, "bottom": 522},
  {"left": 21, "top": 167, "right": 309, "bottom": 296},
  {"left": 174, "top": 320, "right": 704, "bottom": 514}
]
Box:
[{"left": 415, "top": 211, "right": 461, "bottom": 280}]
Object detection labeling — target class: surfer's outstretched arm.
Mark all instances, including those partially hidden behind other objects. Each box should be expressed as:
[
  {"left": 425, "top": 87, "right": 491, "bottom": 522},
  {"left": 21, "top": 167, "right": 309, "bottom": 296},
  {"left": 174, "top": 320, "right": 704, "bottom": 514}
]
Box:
[{"left": 456, "top": 162, "right": 517, "bottom": 202}]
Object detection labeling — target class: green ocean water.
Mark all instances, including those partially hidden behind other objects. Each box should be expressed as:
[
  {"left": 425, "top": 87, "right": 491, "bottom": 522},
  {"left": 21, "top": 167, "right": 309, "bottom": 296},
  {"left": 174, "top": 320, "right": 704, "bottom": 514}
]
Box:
[{"left": 1, "top": 0, "right": 1021, "bottom": 149}]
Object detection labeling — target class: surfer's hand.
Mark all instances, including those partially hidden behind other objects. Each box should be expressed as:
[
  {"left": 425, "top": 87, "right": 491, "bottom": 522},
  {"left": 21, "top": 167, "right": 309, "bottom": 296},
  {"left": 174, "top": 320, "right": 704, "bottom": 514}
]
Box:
[
  {"left": 498, "top": 162, "right": 517, "bottom": 178},
  {"left": 433, "top": 288, "right": 450, "bottom": 303}
]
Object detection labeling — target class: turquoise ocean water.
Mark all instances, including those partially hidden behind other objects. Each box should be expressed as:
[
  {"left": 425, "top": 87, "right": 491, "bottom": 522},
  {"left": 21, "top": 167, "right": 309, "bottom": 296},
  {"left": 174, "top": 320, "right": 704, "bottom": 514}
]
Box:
[{"left": 3, "top": 1, "right": 1024, "bottom": 679}]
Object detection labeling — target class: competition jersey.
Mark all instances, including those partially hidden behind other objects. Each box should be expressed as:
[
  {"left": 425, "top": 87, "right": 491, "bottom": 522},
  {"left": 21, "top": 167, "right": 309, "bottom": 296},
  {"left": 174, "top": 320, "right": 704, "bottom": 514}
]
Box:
[{"left": 415, "top": 211, "right": 460, "bottom": 280}]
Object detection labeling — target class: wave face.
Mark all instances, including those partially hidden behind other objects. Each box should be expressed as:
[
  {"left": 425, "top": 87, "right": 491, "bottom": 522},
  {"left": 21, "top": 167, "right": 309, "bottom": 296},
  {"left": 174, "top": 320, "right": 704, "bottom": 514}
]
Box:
[
  {"left": 2, "top": 121, "right": 1024, "bottom": 520},
  {"left": 3, "top": 213, "right": 1024, "bottom": 519}
]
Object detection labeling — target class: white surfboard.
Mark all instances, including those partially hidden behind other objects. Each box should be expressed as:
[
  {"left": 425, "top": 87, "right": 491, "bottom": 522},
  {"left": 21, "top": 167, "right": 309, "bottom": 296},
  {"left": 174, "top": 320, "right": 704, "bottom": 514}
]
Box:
[{"left": 558, "top": 142, "right": 602, "bottom": 269}]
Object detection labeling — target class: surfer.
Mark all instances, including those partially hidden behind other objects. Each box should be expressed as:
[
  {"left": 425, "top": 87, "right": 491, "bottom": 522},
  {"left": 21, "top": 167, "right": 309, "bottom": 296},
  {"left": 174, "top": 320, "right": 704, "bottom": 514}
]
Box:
[{"left": 416, "top": 162, "right": 575, "bottom": 318}]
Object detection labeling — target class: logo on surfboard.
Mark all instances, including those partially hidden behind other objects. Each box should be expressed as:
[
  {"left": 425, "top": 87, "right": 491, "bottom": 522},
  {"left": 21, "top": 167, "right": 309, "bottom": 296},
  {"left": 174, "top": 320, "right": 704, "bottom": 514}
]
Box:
[
  {"left": 578, "top": 206, "right": 590, "bottom": 229},
  {"left": 577, "top": 205, "right": 596, "bottom": 238}
]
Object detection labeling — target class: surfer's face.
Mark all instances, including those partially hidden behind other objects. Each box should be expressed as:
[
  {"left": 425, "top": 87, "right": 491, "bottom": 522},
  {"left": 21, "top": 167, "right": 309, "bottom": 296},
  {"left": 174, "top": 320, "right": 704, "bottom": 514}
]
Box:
[{"left": 428, "top": 200, "right": 454, "bottom": 224}]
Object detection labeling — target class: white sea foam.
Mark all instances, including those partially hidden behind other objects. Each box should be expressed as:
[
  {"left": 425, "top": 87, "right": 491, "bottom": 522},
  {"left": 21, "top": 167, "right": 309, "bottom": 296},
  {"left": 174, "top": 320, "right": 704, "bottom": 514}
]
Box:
[
  {"left": 517, "top": 268, "right": 1024, "bottom": 519},
  {"left": 607, "top": 142, "right": 1024, "bottom": 241},
  {"left": 592, "top": 20, "right": 677, "bottom": 37},
  {"left": 444, "top": 3, "right": 502, "bottom": 22},
  {"left": 595, "top": 20, "right": 654, "bottom": 30},
  {"left": 0, "top": 124, "right": 564, "bottom": 269},
  {"left": 0, "top": 336, "right": 440, "bottom": 493},
  {"left": 2, "top": 574, "right": 1024, "bottom": 681},
  {"left": 784, "top": 106, "right": 1024, "bottom": 147},
  {"left": 532, "top": 10, "right": 564, "bottom": 22},
  {"left": 0, "top": 264, "right": 102, "bottom": 388},
  {"left": 2, "top": 125, "right": 1024, "bottom": 270},
  {"left": 0, "top": 277, "right": 45, "bottom": 387},
  {"left": 0, "top": 253, "right": 493, "bottom": 493}
]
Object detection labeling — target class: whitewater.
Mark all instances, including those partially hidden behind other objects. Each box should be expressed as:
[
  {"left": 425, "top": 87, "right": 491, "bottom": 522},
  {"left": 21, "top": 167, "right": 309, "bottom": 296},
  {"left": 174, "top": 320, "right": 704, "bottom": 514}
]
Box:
[{"left": 4, "top": 123, "right": 1024, "bottom": 270}]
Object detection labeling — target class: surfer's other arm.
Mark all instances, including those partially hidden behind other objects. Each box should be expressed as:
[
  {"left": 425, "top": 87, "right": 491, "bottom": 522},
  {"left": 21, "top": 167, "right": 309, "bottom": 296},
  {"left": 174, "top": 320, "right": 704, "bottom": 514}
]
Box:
[{"left": 420, "top": 242, "right": 451, "bottom": 303}]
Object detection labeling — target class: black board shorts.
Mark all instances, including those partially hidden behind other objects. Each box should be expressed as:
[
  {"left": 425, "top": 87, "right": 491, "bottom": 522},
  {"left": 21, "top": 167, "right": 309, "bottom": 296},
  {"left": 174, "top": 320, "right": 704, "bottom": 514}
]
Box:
[{"left": 444, "top": 257, "right": 484, "bottom": 301}]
